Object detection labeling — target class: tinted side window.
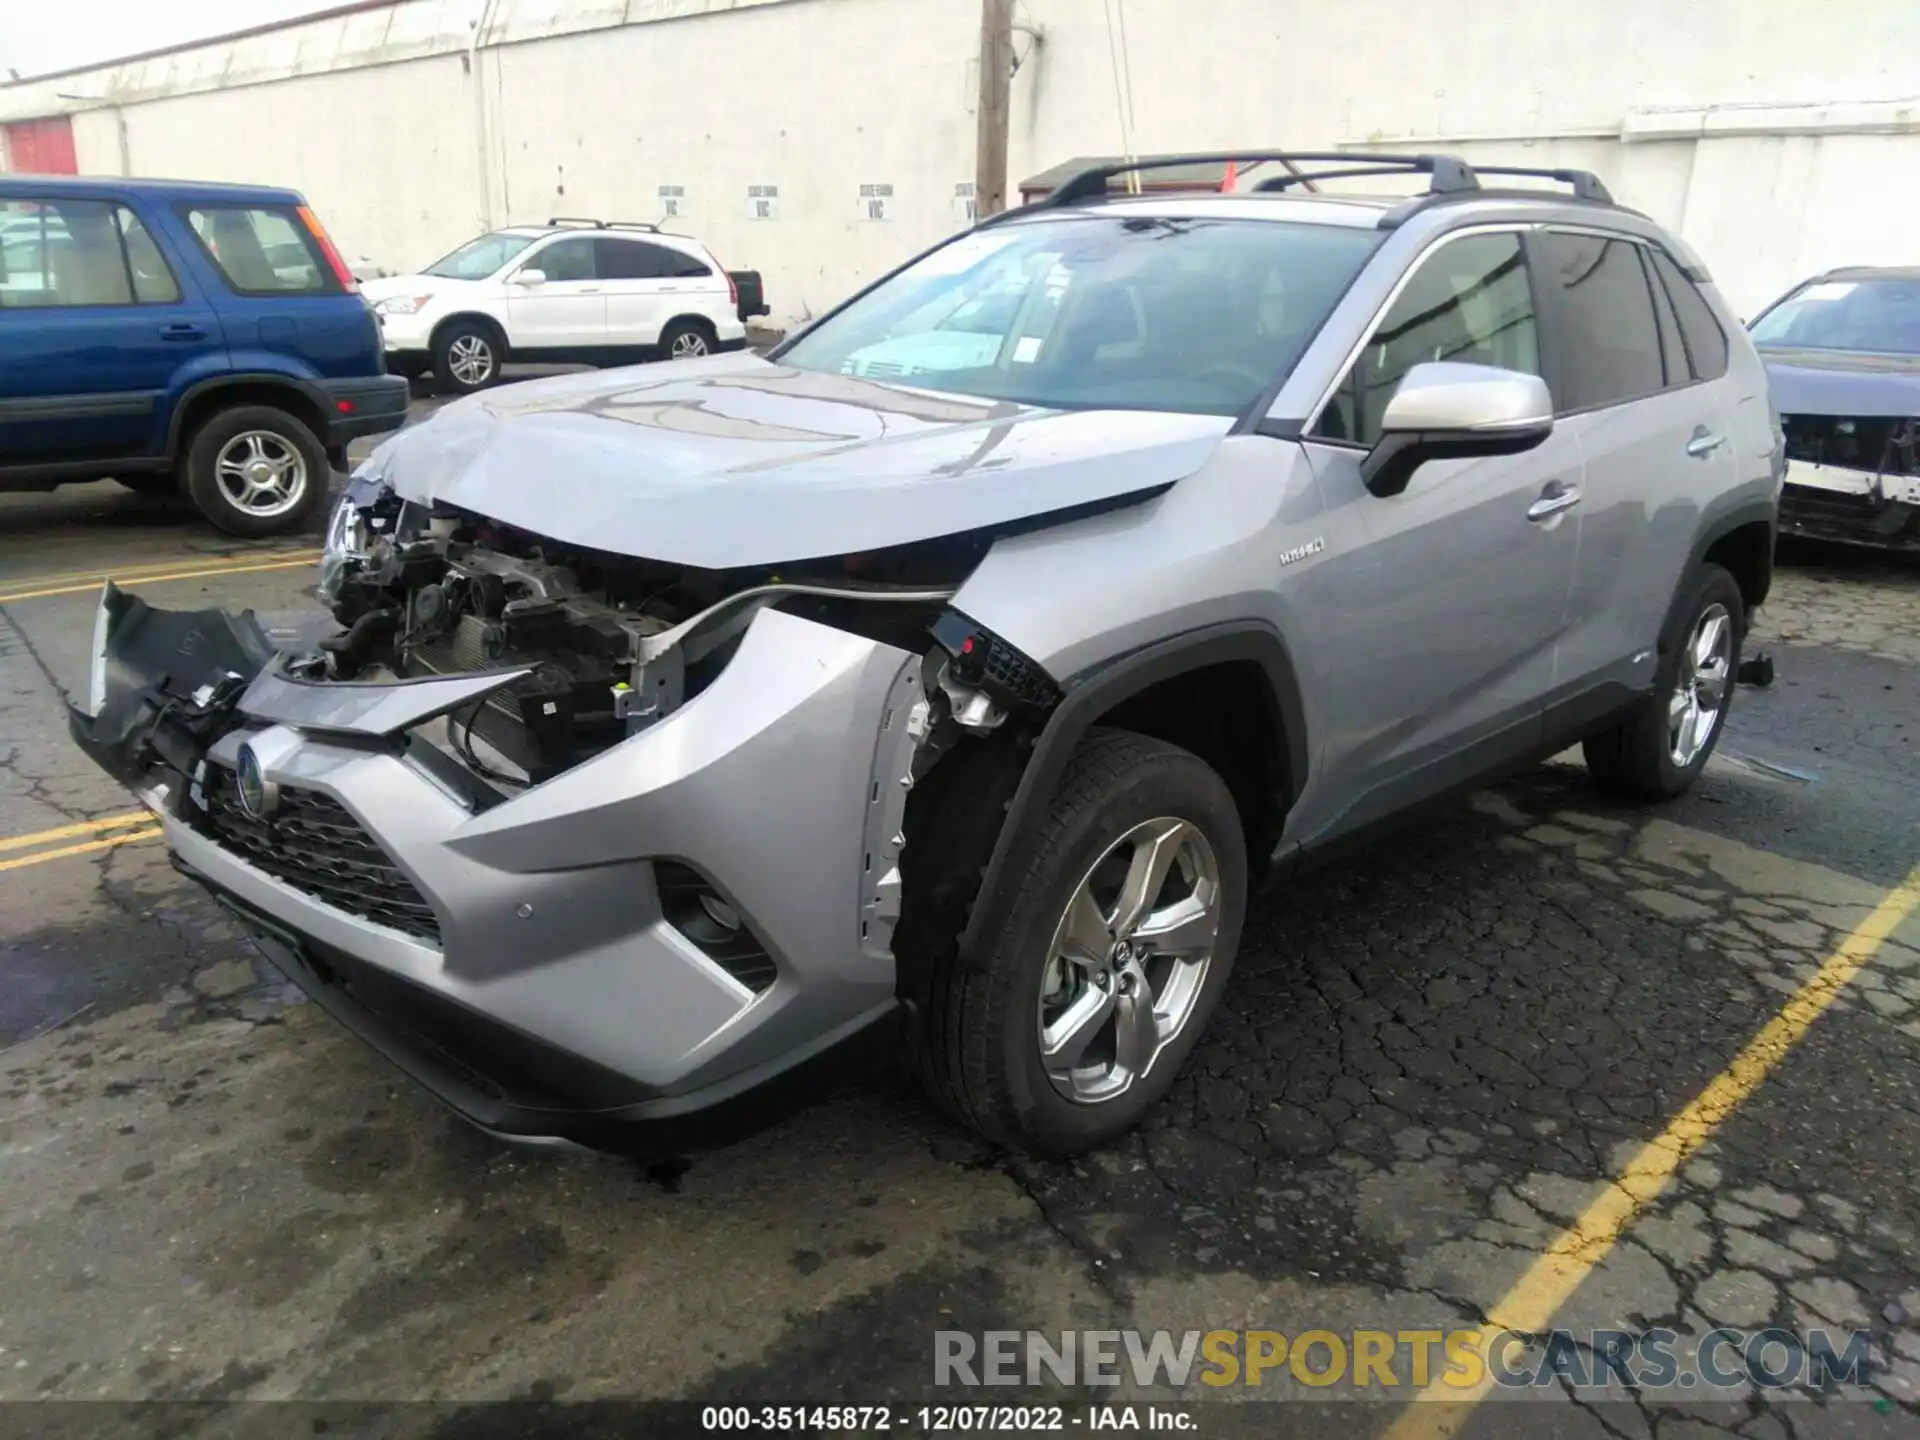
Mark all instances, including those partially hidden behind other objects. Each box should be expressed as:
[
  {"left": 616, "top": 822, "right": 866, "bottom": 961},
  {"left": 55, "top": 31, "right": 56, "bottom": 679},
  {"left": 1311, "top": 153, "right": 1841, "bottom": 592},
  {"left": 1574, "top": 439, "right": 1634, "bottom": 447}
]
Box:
[
  {"left": 664, "top": 248, "right": 713, "bottom": 279},
  {"left": 597, "top": 239, "right": 715, "bottom": 280},
  {"left": 1536, "top": 232, "right": 1664, "bottom": 412},
  {"left": 1314, "top": 231, "right": 1540, "bottom": 446},
  {"left": 596, "top": 238, "right": 667, "bottom": 280},
  {"left": 1649, "top": 249, "right": 1729, "bottom": 380},
  {"left": 1639, "top": 247, "right": 1689, "bottom": 387},
  {"left": 533, "top": 237, "right": 598, "bottom": 282},
  {"left": 186, "top": 206, "right": 330, "bottom": 294}
]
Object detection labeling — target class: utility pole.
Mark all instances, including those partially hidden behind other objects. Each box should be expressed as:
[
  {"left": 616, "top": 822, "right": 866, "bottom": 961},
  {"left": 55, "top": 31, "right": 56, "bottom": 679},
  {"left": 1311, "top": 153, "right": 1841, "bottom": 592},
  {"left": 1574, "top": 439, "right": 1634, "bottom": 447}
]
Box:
[{"left": 975, "top": 0, "right": 1015, "bottom": 218}]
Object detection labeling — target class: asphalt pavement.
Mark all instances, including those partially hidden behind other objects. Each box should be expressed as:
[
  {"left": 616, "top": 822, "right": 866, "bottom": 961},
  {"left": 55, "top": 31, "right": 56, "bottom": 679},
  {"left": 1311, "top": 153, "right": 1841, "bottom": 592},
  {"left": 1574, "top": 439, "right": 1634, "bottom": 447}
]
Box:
[{"left": 0, "top": 397, "right": 1917, "bottom": 1438}]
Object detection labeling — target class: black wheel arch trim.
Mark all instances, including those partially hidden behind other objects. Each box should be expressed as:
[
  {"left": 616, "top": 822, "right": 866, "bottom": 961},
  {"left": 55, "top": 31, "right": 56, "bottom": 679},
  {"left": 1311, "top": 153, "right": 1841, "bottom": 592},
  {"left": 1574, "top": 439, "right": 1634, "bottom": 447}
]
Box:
[
  {"left": 1685, "top": 492, "right": 1778, "bottom": 617},
  {"left": 954, "top": 620, "right": 1308, "bottom": 965},
  {"left": 164, "top": 373, "right": 335, "bottom": 456},
  {"left": 432, "top": 312, "right": 509, "bottom": 352}
]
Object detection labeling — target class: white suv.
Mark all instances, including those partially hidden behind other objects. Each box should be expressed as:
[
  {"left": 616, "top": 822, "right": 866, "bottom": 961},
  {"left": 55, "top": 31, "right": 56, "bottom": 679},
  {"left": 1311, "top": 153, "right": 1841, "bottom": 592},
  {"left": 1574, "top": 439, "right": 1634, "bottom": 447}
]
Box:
[{"left": 364, "top": 219, "right": 752, "bottom": 394}]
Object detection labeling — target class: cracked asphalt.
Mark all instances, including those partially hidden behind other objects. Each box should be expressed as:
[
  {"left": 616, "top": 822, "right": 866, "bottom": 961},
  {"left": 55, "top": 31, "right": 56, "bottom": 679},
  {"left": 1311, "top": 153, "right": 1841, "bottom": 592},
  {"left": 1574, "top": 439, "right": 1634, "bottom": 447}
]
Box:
[{"left": 1, "top": 454, "right": 1917, "bottom": 1439}]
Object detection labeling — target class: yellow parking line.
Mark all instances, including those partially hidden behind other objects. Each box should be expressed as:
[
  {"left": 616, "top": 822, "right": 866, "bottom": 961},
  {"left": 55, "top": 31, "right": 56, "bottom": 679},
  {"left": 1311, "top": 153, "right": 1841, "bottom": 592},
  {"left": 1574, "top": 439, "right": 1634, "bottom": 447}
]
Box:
[
  {"left": 0, "top": 555, "right": 318, "bottom": 604},
  {"left": 0, "top": 811, "right": 154, "bottom": 854},
  {"left": 1380, "top": 858, "right": 1920, "bottom": 1440},
  {"left": 0, "top": 549, "right": 321, "bottom": 591},
  {"left": 0, "top": 826, "right": 162, "bottom": 872},
  {"left": 0, "top": 549, "right": 320, "bottom": 594}
]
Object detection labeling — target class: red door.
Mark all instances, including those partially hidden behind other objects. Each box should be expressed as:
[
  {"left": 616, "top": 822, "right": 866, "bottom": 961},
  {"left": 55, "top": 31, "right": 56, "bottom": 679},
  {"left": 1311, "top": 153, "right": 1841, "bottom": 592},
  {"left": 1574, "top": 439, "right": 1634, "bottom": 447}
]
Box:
[{"left": 4, "top": 117, "right": 79, "bottom": 174}]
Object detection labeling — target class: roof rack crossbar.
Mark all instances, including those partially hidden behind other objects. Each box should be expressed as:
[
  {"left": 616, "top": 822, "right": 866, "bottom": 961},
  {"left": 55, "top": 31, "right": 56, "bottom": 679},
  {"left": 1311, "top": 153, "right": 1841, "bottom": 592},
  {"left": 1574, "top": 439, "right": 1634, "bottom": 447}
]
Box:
[
  {"left": 543, "top": 216, "right": 663, "bottom": 232},
  {"left": 1453, "top": 165, "right": 1613, "bottom": 203},
  {"left": 1252, "top": 164, "right": 1479, "bottom": 193}
]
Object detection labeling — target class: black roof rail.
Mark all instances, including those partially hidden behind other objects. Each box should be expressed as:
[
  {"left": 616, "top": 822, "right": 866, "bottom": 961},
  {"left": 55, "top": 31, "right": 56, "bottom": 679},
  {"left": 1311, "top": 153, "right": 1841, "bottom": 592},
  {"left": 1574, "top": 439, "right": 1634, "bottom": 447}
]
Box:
[
  {"left": 1025, "top": 150, "right": 1482, "bottom": 212},
  {"left": 998, "top": 151, "right": 1621, "bottom": 234},
  {"left": 543, "top": 216, "right": 662, "bottom": 232}
]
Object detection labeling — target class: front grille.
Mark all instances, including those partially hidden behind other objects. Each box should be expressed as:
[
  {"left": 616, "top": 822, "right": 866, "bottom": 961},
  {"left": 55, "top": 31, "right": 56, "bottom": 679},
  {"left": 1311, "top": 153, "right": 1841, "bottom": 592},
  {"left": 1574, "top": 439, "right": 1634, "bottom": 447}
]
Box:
[{"left": 197, "top": 766, "right": 442, "bottom": 944}]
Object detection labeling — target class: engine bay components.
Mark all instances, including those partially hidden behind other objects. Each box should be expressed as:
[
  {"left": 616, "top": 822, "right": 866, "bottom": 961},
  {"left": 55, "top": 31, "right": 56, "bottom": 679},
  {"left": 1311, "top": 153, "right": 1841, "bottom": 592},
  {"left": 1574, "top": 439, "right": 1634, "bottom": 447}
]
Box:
[{"left": 315, "top": 483, "right": 1005, "bottom": 783}]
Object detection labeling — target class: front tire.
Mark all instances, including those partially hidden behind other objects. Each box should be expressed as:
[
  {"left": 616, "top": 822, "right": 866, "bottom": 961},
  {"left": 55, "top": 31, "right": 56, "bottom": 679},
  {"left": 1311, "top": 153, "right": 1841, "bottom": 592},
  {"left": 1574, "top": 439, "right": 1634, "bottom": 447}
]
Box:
[
  {"left": 434, "top": 321, "right": 502, "bottom": 394},
  {"left": 183, "top": 405, "right": 329, "bottom": 538},
  {"left": 913, "top": 728, "right": 1247, "bottom": 1155},
  {"left": 1584, "top": 563, "right": 1744, "bottom": 800}
]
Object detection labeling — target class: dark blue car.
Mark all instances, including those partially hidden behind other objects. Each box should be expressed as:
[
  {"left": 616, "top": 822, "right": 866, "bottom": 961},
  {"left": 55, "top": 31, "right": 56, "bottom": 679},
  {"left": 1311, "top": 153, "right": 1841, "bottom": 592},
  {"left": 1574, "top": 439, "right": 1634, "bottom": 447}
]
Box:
[
  {"left": 0, "top": 175, "right": 408, "bottom": 536},
  {"left": 1752, "top": 265, "right": 1920, "bottom": 552}
]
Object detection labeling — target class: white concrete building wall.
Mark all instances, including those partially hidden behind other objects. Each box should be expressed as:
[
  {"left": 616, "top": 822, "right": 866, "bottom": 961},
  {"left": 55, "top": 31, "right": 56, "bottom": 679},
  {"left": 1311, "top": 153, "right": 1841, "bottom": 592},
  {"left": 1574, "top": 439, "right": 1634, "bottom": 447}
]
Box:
[
  {"left": 475, "top": 0, "right": 980, "bottom": 325},
  {"left": 4, "top": 0, "right": 1917, "bottom": 324}
]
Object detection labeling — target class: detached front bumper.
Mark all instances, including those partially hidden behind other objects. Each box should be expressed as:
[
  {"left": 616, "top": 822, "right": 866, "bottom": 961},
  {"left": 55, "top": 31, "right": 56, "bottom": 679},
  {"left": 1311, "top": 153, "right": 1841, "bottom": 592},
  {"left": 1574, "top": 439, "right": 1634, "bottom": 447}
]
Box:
[{"left": 70, "top": 590, "right": 923, "bottom": 1150}]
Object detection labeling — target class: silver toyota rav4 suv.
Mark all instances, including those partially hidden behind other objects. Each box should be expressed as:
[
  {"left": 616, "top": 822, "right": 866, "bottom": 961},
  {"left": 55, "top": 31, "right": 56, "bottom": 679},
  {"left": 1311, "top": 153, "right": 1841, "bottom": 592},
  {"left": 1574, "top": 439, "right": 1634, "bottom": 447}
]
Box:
[{"left": 72, "top": 152, "right": 1781, "bottom": 1155}]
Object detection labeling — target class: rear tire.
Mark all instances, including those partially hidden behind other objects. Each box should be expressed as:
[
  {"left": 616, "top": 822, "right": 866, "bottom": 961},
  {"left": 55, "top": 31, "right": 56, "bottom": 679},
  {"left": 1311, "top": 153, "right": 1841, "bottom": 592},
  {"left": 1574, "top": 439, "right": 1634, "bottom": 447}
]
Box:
[
  {"left": 434, "top": 321, "right": 503, "bottom": 395},
  {"left": 910, "top": 728, "right": 1247, "bottom": 1155},
  {"left": 1583, "top": 563, "right": 1744, "bottom": 800},
  {"left": 183, "top": 405, "right": 329, "bottom": 539},
  {"left": 658, "top": 318, "right": 716, "bottom": 362}
]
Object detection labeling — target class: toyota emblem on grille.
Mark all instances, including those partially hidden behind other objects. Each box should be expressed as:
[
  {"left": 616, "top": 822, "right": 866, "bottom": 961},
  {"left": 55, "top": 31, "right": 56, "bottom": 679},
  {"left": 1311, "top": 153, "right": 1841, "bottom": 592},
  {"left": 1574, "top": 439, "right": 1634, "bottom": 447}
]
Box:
[{"left": 234, "top": 742, "right": 277, "bottom": 821}]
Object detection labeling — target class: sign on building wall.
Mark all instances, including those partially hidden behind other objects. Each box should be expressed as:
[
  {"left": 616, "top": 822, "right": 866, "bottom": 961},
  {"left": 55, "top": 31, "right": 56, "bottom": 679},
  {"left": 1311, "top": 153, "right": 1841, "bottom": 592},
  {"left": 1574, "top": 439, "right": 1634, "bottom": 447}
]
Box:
[
  {"left": 953, "top": 182, "right": 976, "bottom": 226},
  {"left": 658, "top": 184, "right": 685, "bottom": 219},
  {"left": 747, "top": 184, "right": 780, "bottom": 220},
  {"left": 859, "top": 183, "right": 894, "bottom": 221}
]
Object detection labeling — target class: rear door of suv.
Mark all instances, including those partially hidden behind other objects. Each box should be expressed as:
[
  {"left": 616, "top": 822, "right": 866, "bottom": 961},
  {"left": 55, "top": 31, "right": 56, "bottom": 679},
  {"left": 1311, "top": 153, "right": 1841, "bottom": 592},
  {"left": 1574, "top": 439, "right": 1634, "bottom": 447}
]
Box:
[
  {"left": 1530, "top": 228, "right": 1739, "bottom": 706},
  {"left": 597, "top": 236, "right": 723, "bottom": 349},
  {"left": 176, "top": 199, "right": 379, "bottom": 380},
  {"left": 0, "top": 191, "right": 224, "bottom": 466}
]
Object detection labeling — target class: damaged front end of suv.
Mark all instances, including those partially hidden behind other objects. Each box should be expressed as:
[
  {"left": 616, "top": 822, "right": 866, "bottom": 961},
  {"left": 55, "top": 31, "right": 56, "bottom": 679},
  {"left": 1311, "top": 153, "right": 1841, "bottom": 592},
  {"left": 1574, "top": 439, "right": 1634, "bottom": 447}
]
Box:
[
  {"left": 72, "top": 497, "right": 1080, "bottom": 1150},
  {"left": 66, "top": 351, "right": 1227, "bottom": 1151}
]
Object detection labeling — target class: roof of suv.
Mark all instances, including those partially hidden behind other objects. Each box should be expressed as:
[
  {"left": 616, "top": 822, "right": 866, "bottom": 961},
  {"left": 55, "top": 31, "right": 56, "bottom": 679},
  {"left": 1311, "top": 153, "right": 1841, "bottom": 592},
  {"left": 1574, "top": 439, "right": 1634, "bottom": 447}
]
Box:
[
  {"left": 982, "top": 150, "right": 1716, "bottom": 279},
  {"left": 990, "top": 150, "right": 1638, "bottom": 234},
  {"left": 500, "top": 221, "right": 709, "bottom": 251},
  {"left": 0, "top": 173, "right": 305, "bottom": 205}
]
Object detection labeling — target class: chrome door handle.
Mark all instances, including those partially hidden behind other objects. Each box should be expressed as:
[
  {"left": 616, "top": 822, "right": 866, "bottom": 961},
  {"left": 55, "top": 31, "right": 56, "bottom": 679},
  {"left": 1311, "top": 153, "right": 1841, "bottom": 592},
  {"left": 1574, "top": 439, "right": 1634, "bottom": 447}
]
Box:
[
  {"left": 578, "top": 286, "right": 603, "bottom": 294},
  {"left": 1526, "top": 481, "right": 1582, "bottom": 522},
  {"left": 1686, "top": 429, "right": 1727, "bottom": 458}
]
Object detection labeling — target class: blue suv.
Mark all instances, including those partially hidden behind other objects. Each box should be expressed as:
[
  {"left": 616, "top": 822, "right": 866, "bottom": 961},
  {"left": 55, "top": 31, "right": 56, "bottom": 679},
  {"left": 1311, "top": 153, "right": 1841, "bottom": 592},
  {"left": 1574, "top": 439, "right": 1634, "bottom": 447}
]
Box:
[{"left": 0, "top": 176, "right": 408, "bottom": 536}]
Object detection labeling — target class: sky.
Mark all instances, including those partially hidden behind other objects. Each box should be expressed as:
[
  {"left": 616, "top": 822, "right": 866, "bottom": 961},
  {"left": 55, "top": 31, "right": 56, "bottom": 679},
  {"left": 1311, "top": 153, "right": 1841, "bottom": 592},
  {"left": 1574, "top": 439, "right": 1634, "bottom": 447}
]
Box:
[{"left": 1, "top": 0, "right": 357, "bottom": 81}]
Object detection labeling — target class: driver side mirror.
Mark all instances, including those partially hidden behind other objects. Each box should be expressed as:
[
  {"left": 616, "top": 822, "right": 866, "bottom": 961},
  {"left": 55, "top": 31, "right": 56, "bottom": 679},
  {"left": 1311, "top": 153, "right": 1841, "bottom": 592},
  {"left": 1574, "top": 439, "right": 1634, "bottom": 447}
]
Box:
[
  {"left": 1360, "top": 361, "right": 1554, "bottom": 498},
  {"left": 509, "top": 267, "right": 547, "bottom": 287}
]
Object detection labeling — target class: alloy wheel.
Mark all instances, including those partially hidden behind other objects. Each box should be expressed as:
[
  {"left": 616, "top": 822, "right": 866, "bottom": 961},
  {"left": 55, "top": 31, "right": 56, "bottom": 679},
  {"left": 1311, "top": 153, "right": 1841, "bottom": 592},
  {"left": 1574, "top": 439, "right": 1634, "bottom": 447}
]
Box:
[
  {"left": 447, "top": 333, "right": 495, "bottom": 386},
  {"left": 1669, "top": 602, "right": 1733, "bottom": 767},
  {"left": 1036, "top": 817, "right": 1223, "bottom": 1104},
  {"left": 214, "top": 431, "right": 308, "bottom": 518}
]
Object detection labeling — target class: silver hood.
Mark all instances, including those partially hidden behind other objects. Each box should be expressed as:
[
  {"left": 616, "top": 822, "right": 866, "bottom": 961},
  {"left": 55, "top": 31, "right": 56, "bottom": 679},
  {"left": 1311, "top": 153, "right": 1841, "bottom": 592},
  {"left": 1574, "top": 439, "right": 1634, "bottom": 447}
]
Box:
[{"left": 362, "top": 353, "right": 1232, "bottom": 568}]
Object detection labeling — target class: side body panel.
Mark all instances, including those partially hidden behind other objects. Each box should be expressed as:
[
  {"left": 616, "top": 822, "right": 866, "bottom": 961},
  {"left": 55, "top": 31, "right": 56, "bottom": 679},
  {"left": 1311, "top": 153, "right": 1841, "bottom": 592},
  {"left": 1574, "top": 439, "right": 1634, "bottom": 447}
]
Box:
[
  {"left": 1294, "top": 431, "right": 1577, "bottom": 838},
  {"left": 1549, "top": 387, "right": 1734, "bottom": 694}
]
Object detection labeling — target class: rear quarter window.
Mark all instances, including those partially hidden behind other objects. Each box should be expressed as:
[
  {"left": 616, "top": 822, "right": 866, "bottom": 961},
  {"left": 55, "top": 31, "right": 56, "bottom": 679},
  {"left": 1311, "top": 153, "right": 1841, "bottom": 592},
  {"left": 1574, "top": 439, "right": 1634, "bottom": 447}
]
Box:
[
  {"left": 183, "top": 205, "right": 336, "bottom": 295},
  {"left": 1649, "top": 248, "right": 1729, "bottom": 380}
]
